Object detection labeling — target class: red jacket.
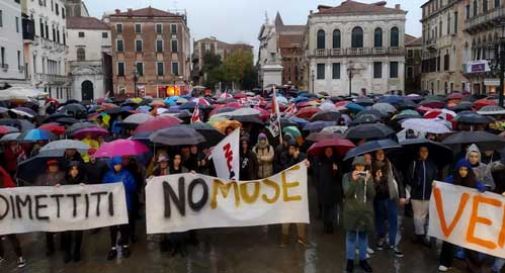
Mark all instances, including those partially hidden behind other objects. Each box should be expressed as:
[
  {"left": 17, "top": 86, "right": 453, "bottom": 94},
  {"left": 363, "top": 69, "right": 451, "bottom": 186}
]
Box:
[{"left": 0, "top": 166, "right": 15, "bottom": 188}]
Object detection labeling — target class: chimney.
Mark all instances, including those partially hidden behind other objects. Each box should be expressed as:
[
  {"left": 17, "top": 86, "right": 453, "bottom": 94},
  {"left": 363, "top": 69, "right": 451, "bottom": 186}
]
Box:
[
  {"left": 115, "top": 9, "right": 120, "bottom": 14},
  {"left": 127, "top": 8, "right": 133, "bottom": 16},
  {"left": 395, "top": 4, "right": 401, "bottom": 10}
]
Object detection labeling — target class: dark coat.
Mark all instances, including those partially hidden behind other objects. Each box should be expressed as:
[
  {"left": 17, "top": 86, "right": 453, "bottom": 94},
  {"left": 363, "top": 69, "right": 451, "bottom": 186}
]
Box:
[
  {"left": 84, "top": 160, "right": 108, "bottom": 184},
  {"left": 407, "top": 159, "right": 438, "bottom": 200},
  {"left": 240, "top": 150, "right": 258, "bottom": 180},
  {"left": 274, "top": 144, "right": 289, "bottom": 173},
  {"left": 342, "top": 172, "right": 375, "bottom": 232},
  {"left": 313, "top": 156, "right": 342, "bottom": 205}
]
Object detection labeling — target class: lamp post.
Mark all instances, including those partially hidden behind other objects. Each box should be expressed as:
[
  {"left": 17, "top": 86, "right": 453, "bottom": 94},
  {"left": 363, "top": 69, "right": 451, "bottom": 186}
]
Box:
[
  {"left": 311, "top": 69, "right": 315, "bottom": 94},
  {"left": 133, "top": 65, "right": 139, "bottom": 97},
  {"left": 490, "top": 21, "right": 505, "bottom": 107},
  {"left": 347, "top": 61, "right": 356, "bottom": 97}
]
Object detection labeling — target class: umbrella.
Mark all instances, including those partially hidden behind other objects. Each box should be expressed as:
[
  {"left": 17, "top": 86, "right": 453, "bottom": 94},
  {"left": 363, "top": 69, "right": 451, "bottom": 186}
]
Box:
[
  {"left": 16, "top": 150, "right": 63, "bottom": 184},
  {"left": 447, "top": 92, "right": 464, "bottom": 100},
  {"left": 306, "top": 131, "right": 343, "bottom": 142},
  {"left": 150, "top": 126, "right": 206, "bottom": 146},
  {"left": 344, "top": 139, "right": 400, "bottom": 161},
  {"left": 0, "top": 125, "right": 19, "bottom": 135},
  {"left": 296, "top": 107, "right": 321, "bottom": 119},
  {"left": 188, "top": 123, "right": 225, "bottom": 146},
  {"left": 345, "top": 103, "right": 365, "bottom": 113},
  {"left": 378, "top": 95, "right": 404, "bottom": 105},
  {"left": 395, "top": 100, "right": 418, "bottom": 111},
  {"left": 450, "top": 101, "right": 473, "bottom": 112},
  {"left": 224, "top": 107, "right": 262, "bottom": 117},
  {"left": 18, "top": 129, "right": 56, "bottom": 142},
  {"left": 231, "top": 115, "right": 264, "bottom": 125},
  {"left": 208, "top": 117, "right": 241, "bottom": 134},
  {"left": 66, "top": 122, "right": 97, "bottom": 135},
  {"left": 345, "top": 123, "right": 395, "bottom": 140},
  {"left": 95, "top": 139, "right": 149, "bottom": 158},
  {"left": 419, "top": 100, "right": 445, "bottom": 109},
  {"left": 0, "top": 132, "right": 20, "bottom": 142},
  {"left": 283, "top": 126, "right": 302, "bottom": 139},
  {"left": 58, "top": 103, "right": 87, "bottom": 118},
  {"left": 477, "top": 105, "right": 505, "bottom": 116},
  {"left": 0, "top": 119, "right": 35, "bottom": 132},
  {"left": 308, "top": 138, "right": 356, "bottom": 157},
  {"left": 310, "top": 110, "right": 341, "bottom": 122},
  {"left": 442, "top": 131, "right": 505, "bottom": 151},
  {"left": 455, "top": 111, "right": 493, "bottom": 124},
  {"left": 191, "top": 97, "right": 212, "bottom": 106},
  {"left": 321, "top": 125, "right": 348, "bottom": 134},
  {"left": 280, "top": 117, "right": 298, "bottom": 128},
  {"left": 354, "top": 97, "right": 374, "bottom": 106},
  {"left": 319, "top": 101, "right": 338, "bottom": 112},
  {"left": 38, "top": 123, "right": 65, "bottom": 135},
  {"left": 399, "top": 138, "right": 453, "bottom": 167},
  {"left": 9, "top": 107, "right": 37, "bottom": 118},
  {"left": 350, "top": 114, "right": 380, "bottom": 126},
  {"left": 391, "top": 109, "right": 421, "bottom": 121},
  {"left": 371, "top": 103, "right": 397, "bottom": 115},
  {"left": 133, "top": 116, "right": 182, "bottom": 135},
  {"left": 56, "top": 117, "right": 80, "bottom": 125},
  {"left": 122, "top": 113, "right": 154, "bottom": 125},
  {"left": 175, "top": 110, "right": 192, "bottom": 120},
  {"left": 401, "top": 118, "right": 452, "bottom": 134},
  {"left": 424, "top": 109, "right": 456, "bottom": 121},
  {"left": 473, "top": 98, "right": 497, "bottom": 110},
  {"left": 72, "top": 127, "right": 109, "bottom": 139},
  {"left": 356, "top": 109, "right": 385, "bottom": 118},
  {"left": 40, "top": 139, "right": 91, "bottom": 154},
  {"left": 303, "top": 121, "right": 336, "bottom": 132}
]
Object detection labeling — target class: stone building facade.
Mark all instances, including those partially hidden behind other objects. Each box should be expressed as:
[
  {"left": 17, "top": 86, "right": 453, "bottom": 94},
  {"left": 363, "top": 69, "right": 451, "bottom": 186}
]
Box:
[
  {"left": 405, "top": 35, "right": 423, "bottom": 92},
  {"left": 0, "top": 0, "right": 26, "bottom": 87}
]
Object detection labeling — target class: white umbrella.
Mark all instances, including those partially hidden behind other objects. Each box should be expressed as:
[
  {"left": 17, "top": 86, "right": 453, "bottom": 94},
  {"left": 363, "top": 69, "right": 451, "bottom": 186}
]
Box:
[
  {"left": 371, "top": 103, "right": 397, "bottom": 115},
  {"left": 215, "top": 108, "right": 261, "bottom": 118},
  {"left": 401, "top": 118, "right": 452, "bottom": 134},
  {"left": 123, "top": 113, "right": 154, "bottom": 124},
  {"left": 319, "top": 102, "right": 337, "bottom": 112},
  {"left": 40, "top": 139, "right": 90, "bottom": 153},
  {"left": 0, "top": 87, "right": 47, "bottom": 101}
]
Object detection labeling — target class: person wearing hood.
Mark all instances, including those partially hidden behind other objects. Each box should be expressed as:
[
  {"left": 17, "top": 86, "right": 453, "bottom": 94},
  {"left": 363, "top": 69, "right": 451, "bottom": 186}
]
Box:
[
  {"left": 61, "top": 161, "right": 87, "bottom": 263},
  {"left": 103, "top": 156, "right": 136, "bottom": 260},
  {"left": 466, "top": 144, "right": 495, "bottom": 190},
  {"left": 239, "top": 137, "right": 258, "bottom": 181},
  {"left": 152, "top": 155, "right": 170, "bottom": 176},
  {"left": 0, "top": 166, "right": 26, "bottom": 268},
  {"left": 372, "top": 149, "right": 406, "bottom": 257},
  {"left": 253, "top": 133, "right": 274, "bottom": 179},
  {"left": 438, "top": 159, "right": 486, "bottom": 272},
  {"left": 84, "top": 148, "right": 108, "bottom": 184},
  {"left": 407, "top": 146, "right": 438, "bottom": 245},
  {"left": 343, "top": 156, "right": 375, "bottom": 273}
]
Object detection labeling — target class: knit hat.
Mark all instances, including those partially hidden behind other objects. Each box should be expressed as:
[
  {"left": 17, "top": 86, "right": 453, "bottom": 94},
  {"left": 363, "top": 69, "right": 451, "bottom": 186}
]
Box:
[
  {"left": 352, "top": 156, "right": 367, "bottom": 167},
  {"left": 258, "top": 133, "right": 267, "bottom": 140}
]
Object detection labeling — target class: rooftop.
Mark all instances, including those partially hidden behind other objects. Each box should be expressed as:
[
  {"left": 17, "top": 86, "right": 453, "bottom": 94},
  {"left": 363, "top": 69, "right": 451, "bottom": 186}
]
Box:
[
  {"left": 314, "top": 0, "right": 406, "bottom": 16},
  {"left": 67, "top": 16, "right": 109, "bottom": 30},
  {"left": 110, "top": 7, "right": 180, "bottom": 17}
]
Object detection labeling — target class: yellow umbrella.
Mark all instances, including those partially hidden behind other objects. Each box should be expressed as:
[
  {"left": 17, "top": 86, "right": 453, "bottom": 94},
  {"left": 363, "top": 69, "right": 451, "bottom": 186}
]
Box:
[
  {"left": 208, "top": 117, "right": 241, "bottom": 134},
  {"left": 130, "top": 98, "right": 143, "bottom": 104}
]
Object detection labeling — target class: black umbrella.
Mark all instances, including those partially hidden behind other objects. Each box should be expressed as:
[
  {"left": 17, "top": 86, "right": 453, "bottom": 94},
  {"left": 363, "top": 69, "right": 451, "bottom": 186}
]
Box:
[
  {"left": 58, "top": 103, "right": 87, "bottom": 119},
  {"left": 16, "top": 150, "right": 64, "bottom": 185},
  {"left": 344, "top": 139, "right": 400, "bottom": 161},
  {"left": 303, "top": 121, "right": 336, "bottom": 132},
  {"left": 0, "top": 118, "right": 35, "bottom": 132},
  {"left": 231, "top": 115, "right": 264, "bottom": 125},
  {"left": 176, "top": 110, "right": 192, "bottom": 119},
  {"left": 442, "top": 131, "right": 505, "bottom": 151},
  {"left": 345, "top": 123, "right": 395, "bottom": 140},
  {"left": 66, "top": 122, "right": 97, "bottom": 135},
  {"left": 399, "top": 138, "right": 453, "bottom": 167},
  {"left": 395, "top": 100, "right": 418, "bottom": 111},
  {"left": 44, "top": 113, "right": 73, "bottom": 123},
  {"left": 455, "top": 111, "right": 493, "bottom": 124},
  {"left": 310, "top": 111, "right": 341, "bottom": 122},
  {"left": 280, "top": 117, "right": 298, "bottom": 128},
  {"left": 354, "top": 97, "right": 375, "bottom": 106},
  {"left": 450, "top": 101, "right": 473, "bottom": 112},
  {"left": 356, "top": 109, "right": 385, "bottom": 118},
  {"left": 350, "top": 114, "right": 380, "bottom": 126},
  {"left": 189, "top": 123, "right": 225, "bottom": 146},
  {"left": 150, "top": 126, "right": 206, "bottom": 146},
  {"left": 56, "top": 117, "right": 80, "bottom": 125}
]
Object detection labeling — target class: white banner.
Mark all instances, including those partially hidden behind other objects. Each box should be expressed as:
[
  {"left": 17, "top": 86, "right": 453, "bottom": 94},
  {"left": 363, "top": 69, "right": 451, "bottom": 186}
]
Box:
[
  {"left": 0, "top": 183, "right": 128, "bottom": 235},
  {"left": 429, "top": 181, "right": 505, "bottom": 259},
  {"left": 211, "top": 128, "right": 240, "bottom": 180},
  {"left": 146, "top": 163, "right": 309, "bottom": 234}
]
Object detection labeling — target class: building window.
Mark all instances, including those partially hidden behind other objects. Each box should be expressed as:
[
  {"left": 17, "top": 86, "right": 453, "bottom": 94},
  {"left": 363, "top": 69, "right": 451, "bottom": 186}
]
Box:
[
  {"left": 351, "top": 27, "right": 363, "bottom": 48},
  {"left": 171, "top": 40, "right": 178, "bottom": 53},
  {"left": 447, "top": 13, "right": 451, "bottom": 35},
  {"left": 117, "top": 62, "right": 125, "bottom": 76},
  {"left": 454, "top": 12, "right": 458, "bottom": 33},
  {"left": 444, "top": 53, "right": 450, "bottom": 70},
  {"left": 483, "top": 0, "right": 488, "bottom": 12},
  {"left": 0, "top": 10, "right": 3, "bottom": 27},
  {"left": 172, "top": 62, "right": 179, "bottom": 76},
  {"left": 316, "top": 63, "right": 325, "bottom": 79},
  {"left": 135, "top": 23, "right": 141, "bottom": 33},
  {"left": 78, "top": 31, "right": 84, "bottom": 38},
  {"left": 157, "top": 62, "right": 164, "bottom": 76},
  {"left": 102, "top": 32, "right": 108, "bottom": 38},
  {"left": 156, "top": 40, "right": 163, "bottom": 53},
  {"left": 374, "top": 62, "right": 382, "bottom": 78},
  {"left": 116, "top": 40, "right": 124, "bottom": 52},
  {"left": 63, "top": 31, "right": 66, "bottom": 45},
  {"left": 332, "top": 63, "right": 340, "bottom": 79},
  {"left": 55, "top": 3, "right": 59, "bottom": 15},
  {"left": 474, "top": 0, "right": 478, "bottom": 17},
  {"left": 317, "top": 29, "right": 325, "bottom": 49},
  {"left": 33, "top": 54, "right": 37, "bottom": 73},
  {"left": 135, "top": 40, "right": 143, "bottom": 52},
  {"left": 17, "top": 50, "right": 21, "bottom": 69},
  {"left": 156, "top": 24, "right": 162, "bottom": 34},
  {"left": 391, "top": 27, "right": 399, "bottom": 47},
  {"left": 171, "top": 24, "right": 177, "bottom": 34},
  {"left": 496, "top": 0, "right": 501, "bottom": 8},
  {"left": 374, "top": 28, "right": 383, "bottom": 48},
  {"left": 407, "top": 66, "right": 413, "bottom": 79},
  {"left": 332, "top": 29, "right": 341, "bottom": 49},
  {"left": 0, "top": 47, "right": 4, "bottom": 67},
  {"left": 136, "top": 62, "right": 144, "bottom": 76},
  {"left": 408, "top": 50, "right": 413, "bottom": 58},
  {"left": 116, "top": 24, "right": 122, "bottom": 33},
  {"left": 62, "top": 7, "right": 65, "bottom": 19},
  {"left": 466, "top": 5, "right": 470, "bottom": 19},
  {"left": 15, "top": 16, "right": 19, "bottom": 33},
  {"left": 390, "top": 62, "right": 399, "bottom": 78},
  {"left": 76, "top": 48, "right": 85, "bottom": 61}
]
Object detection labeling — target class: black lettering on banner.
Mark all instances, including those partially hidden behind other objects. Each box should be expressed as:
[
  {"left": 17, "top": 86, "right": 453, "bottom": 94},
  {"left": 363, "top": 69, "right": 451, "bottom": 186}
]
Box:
[
  {"left": 67, "top": 193, "right": 81, "bottom": 218},
  {"left": 50, "top": 194, "right": 64, "bottom": 218},
  {"left": 35, "top": 195, "right": 49, "bottom": 221},
  {"left": 0, "top": 194, "right": 9, "bottom": 220},
  {"left": 9, "top": 195, "right": 15, "bottom": 219},
  {"left": 162, "top": 178, "right": 186, "bottom": 218},
  {"left": 108, "top": 192, "right": 114, "bottom": 216},
  {"left": 85, "top": 194, "right": 89, "bottom": 218},
  {"left": 188, "top": 178, "right": 208, "bottom": 211},
  {"left": 15, "top": 195, "right": 33, "bottom": 220},
  {"left": 91, "top": 191, "right": 107, "bottom": 217}
]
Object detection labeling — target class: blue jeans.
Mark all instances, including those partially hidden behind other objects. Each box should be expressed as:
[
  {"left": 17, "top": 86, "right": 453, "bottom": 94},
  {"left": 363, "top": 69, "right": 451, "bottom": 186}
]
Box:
[
  {"left": 374, "top": 198, "right": 398, "bottom": 247},
  {"left": 346, "top": 231, "right": 368, "bottom": 260}
]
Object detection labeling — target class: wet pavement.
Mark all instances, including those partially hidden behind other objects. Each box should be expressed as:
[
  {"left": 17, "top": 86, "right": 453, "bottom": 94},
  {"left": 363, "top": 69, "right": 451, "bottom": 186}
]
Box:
[{"left": 0, "top": 187, "right": 476, "bottom": 273}]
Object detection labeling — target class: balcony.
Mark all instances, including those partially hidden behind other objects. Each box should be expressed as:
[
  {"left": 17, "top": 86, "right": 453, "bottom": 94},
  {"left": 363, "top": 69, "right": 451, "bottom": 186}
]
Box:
[
  {"left": 465, "top": 6, "right": 505, "bottom": 33},
  {"left": 35, "top": 74, "right": 69, "bottom": 84},
  {"left": 310, "top": 47, "right": 405, "bottom": 58}
]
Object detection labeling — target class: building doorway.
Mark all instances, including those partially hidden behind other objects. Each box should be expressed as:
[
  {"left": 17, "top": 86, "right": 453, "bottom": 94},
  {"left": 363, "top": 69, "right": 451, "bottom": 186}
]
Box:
[{"left": 81, "top": 80, "right": 94, "bottom": 101}]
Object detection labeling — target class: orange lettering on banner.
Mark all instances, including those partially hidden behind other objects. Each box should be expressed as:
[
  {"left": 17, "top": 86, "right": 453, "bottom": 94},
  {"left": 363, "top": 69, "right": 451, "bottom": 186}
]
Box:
[
  {"left": 466, "top": 195, "right": 502, "bottom": 250},
  {"left": 498, "top": 204, "right": 505, "bottom": 248},
  {"left": 433, "top": 187, "right": 470, "bottom": 237}
]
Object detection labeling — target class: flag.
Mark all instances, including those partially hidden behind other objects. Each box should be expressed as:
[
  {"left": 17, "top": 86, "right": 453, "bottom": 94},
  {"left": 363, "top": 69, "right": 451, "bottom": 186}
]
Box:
[
  {"left": 191, "top": 104, "right": 201, "bottom": 124},
  {"left": 211, "top": 128, "right": 240, "bottom": 180},
  {"left": 267, "top": 88, "right": 282, "bottom": 139}
]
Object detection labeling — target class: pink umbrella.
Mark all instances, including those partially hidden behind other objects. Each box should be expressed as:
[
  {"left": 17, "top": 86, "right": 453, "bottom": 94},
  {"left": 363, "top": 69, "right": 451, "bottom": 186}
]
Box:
[
  {"left": 72, "top": 127, "right": 109, "bottom": 139},
  {"left": 95, "top": 139, "right": 149, "bottom": 158}
]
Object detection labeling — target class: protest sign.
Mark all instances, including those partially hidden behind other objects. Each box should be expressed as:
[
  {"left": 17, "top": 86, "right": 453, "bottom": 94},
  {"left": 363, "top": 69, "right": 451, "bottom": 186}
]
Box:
[
  {"left": 0, "top": 183, "right": 128, "bottom": 235},
  {"left": 211, "top": 128, "right": 240, "bottom": 180},
  {"left": 146, "top": 163, "right": 309, "bottom": 234},
  {"left": 429, "top": 181, "right": 505, "bottom": 259}
]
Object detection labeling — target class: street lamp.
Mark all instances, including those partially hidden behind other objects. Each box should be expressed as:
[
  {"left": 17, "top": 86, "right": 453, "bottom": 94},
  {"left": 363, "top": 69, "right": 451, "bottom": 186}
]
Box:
[
  {"left": 311, "top": 69, "right": 315, "bottom": 94},
  {"left": 133, "top": 65, "right": 139, "bottom": 97},
  {"left": 490, "top": 21, "right": 505, "bottom": 107}
]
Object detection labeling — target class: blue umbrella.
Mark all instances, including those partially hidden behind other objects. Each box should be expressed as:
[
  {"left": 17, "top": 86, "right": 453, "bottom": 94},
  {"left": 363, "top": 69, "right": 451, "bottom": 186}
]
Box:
[
  {"left": 288, "top": 116, "right": 309, "bottom": 127},
  {"left": 344, "top": 139, "right": 401, "bottom": 161},
  {"left": 378, "top": 95, "right": 404, "bottom": 105},
  {"left": 19, "top": 129, "right": 56, "bottom": 141},
  {"left": 345, "top": 103, "right": 365, "bottom": 113},
  {"left": 291, "top": 96, "right": 310, "bottom": 103},
  {"left": 303, "top": 121, "right": 336, "bottom": 132},
  {"left": 164, "top": 96, "right": 179, "bottom": 106}
]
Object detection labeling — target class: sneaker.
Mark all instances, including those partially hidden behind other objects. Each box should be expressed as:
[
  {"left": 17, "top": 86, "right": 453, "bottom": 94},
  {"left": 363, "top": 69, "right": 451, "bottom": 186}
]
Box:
[
  {"left": 438, "top": 265, "right": 449, "bottom": 272},
  {"left": 393, "top": 247, "right": 404, "bottom": 258},
  {"left": 359, "top": 260, "right": 373, "bottom": 272},
  {"left": 107, "top": 248, "right": 117, "bottom": 261},
  {"left": 367, "top": 247, "right": 375, "bottom": 255},
  {"left": 17, "top": 257, "right": 26, "bottom": 268},
  {"left": 346, "top": 259, "right": 354, "bottom": 273},
  {"left": 122, "top": 246, "right": 131, "bottom": 258}
]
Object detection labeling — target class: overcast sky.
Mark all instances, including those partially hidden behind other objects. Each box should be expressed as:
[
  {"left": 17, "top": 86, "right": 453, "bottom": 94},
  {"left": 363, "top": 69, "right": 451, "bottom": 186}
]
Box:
[{"left": 85, "top": 0, "right": 424, "bottom": 52}]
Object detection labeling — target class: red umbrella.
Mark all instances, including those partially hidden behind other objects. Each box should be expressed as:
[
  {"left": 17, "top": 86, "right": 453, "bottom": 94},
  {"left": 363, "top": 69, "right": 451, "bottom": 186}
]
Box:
[
  {"left": 0, "top": 125, "right": 19, "bottom": 135},
  {"left": 233, "top": 92, "right": 247, "bottom": 99},
  {"left": 224, "top": 102, "right": 242, "bottom": 109},
  {"left": 133, "top": 115, "right": 182, "bottom": 135},
  {"left": 424, "top": 109, "right": 456, "bottom": 122},
  {"left": 95, "top": 139, "right": 149, "bottom": 158},
  {"left": 447, "top": 92, "right": 464, "bottom": 100},
  {"left": 416, "top": 105, "right": 433, "bottom": 114},
  {"left": 72, "top": 127, "right": 109, "bottom": 139},
  {"left": 308, "top": 138, "right": 356, "bottom": 157},
  {"left": 254, "top": 107, "right": 270, "bottom": 121},
  {"left": 473, "top": 98, "right": 497, "bottom": 110},
  {"left": 38, "top": 123, "right": 65, "bottom": 135},
  {"left": 296, "top": 107, "right": 321, "bottom": 119}
]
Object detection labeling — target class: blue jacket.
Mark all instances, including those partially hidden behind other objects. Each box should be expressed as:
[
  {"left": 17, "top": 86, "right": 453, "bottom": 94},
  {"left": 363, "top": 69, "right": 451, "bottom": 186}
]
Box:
[
  {"left": 408, "top": 158, "right": 438, "bottom": 200},
  {"left": 103, "top": 157, "right": 137, "bottom": 211},
  {"left": 444, "top": 159, "right": 486, "bottom": 192}
]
